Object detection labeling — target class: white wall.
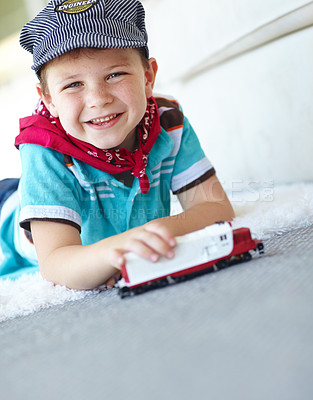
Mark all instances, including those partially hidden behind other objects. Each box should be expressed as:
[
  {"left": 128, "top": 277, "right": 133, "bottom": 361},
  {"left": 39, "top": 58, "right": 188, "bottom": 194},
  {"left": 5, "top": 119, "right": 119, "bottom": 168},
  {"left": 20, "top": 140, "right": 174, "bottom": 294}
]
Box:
[
  {"left": 0, "top": 50, "right": 37, "bottom": 180},
  {"left": 145, "top": 0, "right": 313, "bottom": 189}
]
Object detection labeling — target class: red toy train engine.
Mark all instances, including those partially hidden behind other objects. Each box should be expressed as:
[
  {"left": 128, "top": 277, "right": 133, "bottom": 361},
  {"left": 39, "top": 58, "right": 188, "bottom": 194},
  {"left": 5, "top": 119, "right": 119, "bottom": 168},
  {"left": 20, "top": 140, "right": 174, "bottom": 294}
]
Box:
[{"left": 117, "top": 222, "right": 264, "bottom": 298}]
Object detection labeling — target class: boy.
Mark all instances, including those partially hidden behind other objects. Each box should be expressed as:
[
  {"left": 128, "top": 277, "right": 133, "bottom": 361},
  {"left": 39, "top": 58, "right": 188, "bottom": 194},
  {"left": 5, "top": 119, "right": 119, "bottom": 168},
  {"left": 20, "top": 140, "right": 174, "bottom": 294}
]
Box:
[{"left": 0, "top": 0, "right": 234, "bottom": 289}]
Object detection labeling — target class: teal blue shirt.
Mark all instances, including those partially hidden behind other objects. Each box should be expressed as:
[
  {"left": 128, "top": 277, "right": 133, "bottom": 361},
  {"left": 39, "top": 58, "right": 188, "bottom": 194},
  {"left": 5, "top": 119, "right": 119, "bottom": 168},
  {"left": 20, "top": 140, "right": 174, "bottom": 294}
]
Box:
[{"left": 0, "top": 103, "right": 214, "bottom": 279}]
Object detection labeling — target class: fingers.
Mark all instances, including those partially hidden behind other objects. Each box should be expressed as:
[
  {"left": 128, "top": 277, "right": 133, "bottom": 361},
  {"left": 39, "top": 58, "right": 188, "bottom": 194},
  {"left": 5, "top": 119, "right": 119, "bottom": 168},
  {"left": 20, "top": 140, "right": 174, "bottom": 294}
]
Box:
[
  {"left": 105, "top": 276, "right": 115, "bottom": 289},
  {"left": 110, "top": 249, "right": 126, "bottom": 270},
  {"left": 122, "top": 238, "right": 161, "bottom": 262},
  {"left": 105, "top": 271, "right": 121, "bottom": 289},
  {"left": 134, "top": 233, "right": 174, "bottom": 261},
  {"left": 144, "top": 223, "right": 176, "bottom": 247},
  {"left": 100, "top": 223, "right": 177, "bottom": 289},
  {"left": 119, "top": 225, "right": 176, "bottom": 263}
]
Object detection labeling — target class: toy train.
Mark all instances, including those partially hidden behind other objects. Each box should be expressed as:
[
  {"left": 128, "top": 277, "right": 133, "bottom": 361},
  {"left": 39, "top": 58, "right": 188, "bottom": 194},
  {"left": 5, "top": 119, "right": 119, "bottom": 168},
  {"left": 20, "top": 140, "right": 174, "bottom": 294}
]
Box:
[{"left": 117, "top": 222, "right": 264, "bottom": 298}]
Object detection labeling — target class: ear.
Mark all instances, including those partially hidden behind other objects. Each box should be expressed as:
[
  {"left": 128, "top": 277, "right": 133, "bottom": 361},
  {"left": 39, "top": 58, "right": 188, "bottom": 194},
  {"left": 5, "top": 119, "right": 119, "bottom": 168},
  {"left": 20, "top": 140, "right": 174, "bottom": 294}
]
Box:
[
  {"left": 36, "top": 83, "right": 59, "bottom": 118},
  {"left": 145, "top": 58, "right": 158, "bottom": 98}
]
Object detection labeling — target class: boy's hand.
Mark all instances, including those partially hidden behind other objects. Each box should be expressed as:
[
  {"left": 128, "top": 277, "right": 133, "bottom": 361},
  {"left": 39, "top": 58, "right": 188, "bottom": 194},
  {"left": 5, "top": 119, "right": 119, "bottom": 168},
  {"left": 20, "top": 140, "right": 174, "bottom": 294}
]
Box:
[
  {"left": 31, "top": 219, "right": 177, "bottom": 291},
  {"left": 111, "top": 221, "right": 177, "bottom": 270}
]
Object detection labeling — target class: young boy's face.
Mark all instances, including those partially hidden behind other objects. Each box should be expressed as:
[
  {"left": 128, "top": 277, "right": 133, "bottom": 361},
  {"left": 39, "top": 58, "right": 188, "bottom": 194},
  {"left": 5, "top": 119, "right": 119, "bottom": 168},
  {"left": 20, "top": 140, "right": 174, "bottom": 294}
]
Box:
[{"left": 37, "top": 48, "right": 157, "bottom": 151}]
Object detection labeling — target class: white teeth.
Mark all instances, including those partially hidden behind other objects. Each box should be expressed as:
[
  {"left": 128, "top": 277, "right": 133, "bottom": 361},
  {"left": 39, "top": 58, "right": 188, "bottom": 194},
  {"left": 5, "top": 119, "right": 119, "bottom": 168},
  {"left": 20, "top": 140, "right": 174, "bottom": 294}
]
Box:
[{"left": 91, "top": 114, "right": 117, "bottom": 124}]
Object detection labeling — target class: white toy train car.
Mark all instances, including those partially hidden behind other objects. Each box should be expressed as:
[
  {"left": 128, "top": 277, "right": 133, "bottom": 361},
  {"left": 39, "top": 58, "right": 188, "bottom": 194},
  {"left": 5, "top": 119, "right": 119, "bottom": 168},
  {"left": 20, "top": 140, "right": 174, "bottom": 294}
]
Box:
[{"left": 117, "top": 222, "right": 264, "bottom": 298}]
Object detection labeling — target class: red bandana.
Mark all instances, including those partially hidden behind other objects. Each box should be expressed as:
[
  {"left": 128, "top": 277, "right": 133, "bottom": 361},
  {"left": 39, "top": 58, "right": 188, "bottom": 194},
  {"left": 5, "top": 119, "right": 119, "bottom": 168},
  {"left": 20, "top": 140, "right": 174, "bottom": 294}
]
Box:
[{"left": 15, "top": 97, "right": 161, "bottom": 194}]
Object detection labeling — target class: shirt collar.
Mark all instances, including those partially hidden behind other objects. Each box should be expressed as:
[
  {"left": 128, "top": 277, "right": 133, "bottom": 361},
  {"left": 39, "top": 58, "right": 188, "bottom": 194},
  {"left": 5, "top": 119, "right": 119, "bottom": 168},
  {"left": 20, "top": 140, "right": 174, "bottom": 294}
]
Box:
[{"left": 71, "top": 127, "right": 174, "bottom": 186}]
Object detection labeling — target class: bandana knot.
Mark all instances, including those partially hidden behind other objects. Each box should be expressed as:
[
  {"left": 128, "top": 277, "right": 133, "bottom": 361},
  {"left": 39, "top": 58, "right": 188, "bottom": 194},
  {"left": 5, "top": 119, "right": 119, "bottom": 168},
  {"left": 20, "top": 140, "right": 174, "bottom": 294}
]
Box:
[{"left": 129, "top": 148, "right": 150, "bottom": 193}]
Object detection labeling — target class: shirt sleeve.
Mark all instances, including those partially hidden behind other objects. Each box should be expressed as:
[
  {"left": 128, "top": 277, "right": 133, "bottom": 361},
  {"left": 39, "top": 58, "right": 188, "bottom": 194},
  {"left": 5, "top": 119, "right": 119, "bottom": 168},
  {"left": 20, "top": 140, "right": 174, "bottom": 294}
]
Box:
[
  {"left": 19, "top": 144, "right": 83, "bottom": 232},
  {"left": 170, "top": 116, "right": 215, "bottom": 194}
]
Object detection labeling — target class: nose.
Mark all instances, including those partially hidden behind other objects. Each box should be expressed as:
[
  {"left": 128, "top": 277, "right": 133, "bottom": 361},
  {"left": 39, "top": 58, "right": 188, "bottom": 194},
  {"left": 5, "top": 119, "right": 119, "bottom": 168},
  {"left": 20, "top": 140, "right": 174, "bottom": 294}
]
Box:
[{"left": 86, "top": 82, "right": 113, "bottom": 108}]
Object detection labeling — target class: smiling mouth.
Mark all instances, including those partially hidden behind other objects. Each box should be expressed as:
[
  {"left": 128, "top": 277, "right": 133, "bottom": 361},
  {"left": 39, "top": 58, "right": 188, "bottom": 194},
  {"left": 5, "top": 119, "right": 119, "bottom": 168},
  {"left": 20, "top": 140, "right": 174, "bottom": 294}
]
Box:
[{"left": 89, "top": 114, "right": 120, "bottom": 125}]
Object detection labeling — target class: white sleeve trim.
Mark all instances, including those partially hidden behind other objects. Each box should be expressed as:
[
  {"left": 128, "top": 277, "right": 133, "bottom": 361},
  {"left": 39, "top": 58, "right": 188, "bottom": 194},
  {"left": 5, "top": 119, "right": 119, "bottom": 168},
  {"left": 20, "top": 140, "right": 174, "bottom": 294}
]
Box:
[
  {"left": 19, "top": 205, "right": 82, "bottom": 227},
  {"left": 171, "top": 158, "right": 214, "bottom": 193},
  {"left": 167, "top": 126, "right": 183, "bottom": 157}
]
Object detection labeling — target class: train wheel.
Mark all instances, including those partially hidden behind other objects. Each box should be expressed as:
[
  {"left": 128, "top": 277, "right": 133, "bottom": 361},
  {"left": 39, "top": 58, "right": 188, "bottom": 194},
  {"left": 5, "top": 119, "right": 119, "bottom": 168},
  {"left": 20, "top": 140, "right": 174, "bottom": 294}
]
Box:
[
  {"left": 119, "top": 287, "right": 130, "bottom": 299},
  {"left": 158, "top": 278, "right": 169, "bottom": 287},
  {"left": 172, "top": 276, "right": 185, "bottom": 283},
  {"left": 134, "top": 286, "right": 145, "bottom": 295},
  {"left": 216, "top": 260, "right": 228, "bottom": 269},
  {"left": 258, "top": 243, "right": 265, "bottom": 254},
  {"left": 243, "top": 252, "right": 252, "bottom": 261}
]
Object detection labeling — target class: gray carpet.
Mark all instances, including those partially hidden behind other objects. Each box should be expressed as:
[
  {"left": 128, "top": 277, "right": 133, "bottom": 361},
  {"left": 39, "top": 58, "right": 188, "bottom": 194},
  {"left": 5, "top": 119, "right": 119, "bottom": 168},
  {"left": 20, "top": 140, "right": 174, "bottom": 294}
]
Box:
[{"left": 1, "top": 226, "right": 313, "bottom": 400}]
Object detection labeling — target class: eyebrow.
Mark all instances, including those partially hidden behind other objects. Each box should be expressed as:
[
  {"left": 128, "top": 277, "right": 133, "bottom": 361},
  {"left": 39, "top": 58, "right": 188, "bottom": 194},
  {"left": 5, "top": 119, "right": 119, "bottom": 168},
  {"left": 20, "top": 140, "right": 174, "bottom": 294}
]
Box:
[
  {"left": 59, "top": 74, "right": 80, "bottom": 81},
  {"left": 106, "top": 63, "right": 129, "bottom": 69}
]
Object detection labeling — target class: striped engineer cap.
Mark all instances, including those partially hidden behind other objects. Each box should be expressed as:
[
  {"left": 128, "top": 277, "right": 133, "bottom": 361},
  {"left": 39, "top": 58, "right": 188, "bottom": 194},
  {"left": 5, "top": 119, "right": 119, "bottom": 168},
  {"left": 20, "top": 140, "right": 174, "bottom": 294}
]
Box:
[{"left": 20, "top": 0, "right": 149, "bottom": 77}]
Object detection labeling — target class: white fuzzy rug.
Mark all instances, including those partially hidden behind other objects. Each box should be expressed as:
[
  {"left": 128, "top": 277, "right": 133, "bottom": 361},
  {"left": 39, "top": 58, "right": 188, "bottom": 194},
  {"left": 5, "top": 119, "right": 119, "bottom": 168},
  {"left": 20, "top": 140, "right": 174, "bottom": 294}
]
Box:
[{"left": 1, "top": 182, "right": 312, "bottom": 323}]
